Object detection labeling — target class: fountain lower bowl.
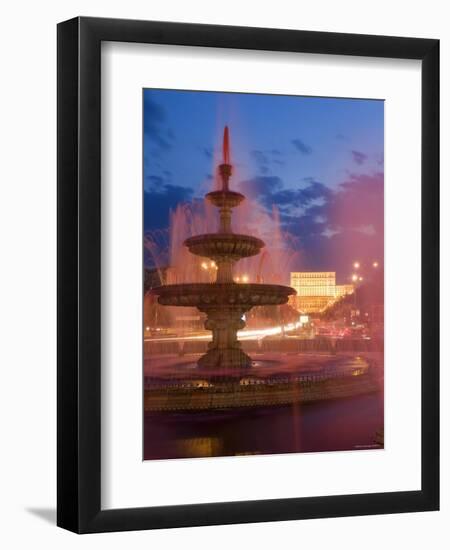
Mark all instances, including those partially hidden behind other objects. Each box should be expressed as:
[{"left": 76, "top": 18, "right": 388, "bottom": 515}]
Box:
[{"left": 151, "top": 282, "right": 295, "bottom": 308}]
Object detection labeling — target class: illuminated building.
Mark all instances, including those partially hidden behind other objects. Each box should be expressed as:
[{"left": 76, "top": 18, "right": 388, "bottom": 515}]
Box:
[
  {"left": 335, "top": 284, "right": 354, "bottom": 297},
  {"left": 290, "top": 272, "right": 354, "bottom": 313}
]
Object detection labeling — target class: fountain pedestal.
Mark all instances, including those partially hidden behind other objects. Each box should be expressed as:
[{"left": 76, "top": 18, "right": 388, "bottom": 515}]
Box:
[{"left": 199, "top": 306, "right": 250, "bottom": 368}]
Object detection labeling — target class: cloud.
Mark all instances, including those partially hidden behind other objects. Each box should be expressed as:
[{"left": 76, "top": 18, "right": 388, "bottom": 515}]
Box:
[
  {"left": 250, "top": 149, "right": 271, "bottom": 174},
  {"left": 283, "top": 172, "right": 383, "bottom": 236},
  {"left": 356, "top": 224, "right": 376, "bottom": 236},
  {"left": 351, "top": 150, "right": 367, "bottom": 165},
  {"left": 250, "top": 148, "right": 287, "bottom": 174},
  {"left": 275, "top": 171, "right": 384, "bottom": 276},
  {"left": 329, "top": 172, "right": 384, "bottom": 233},
  {"left": 239, "top": 176, "right": 283, "bottom": 201},
  {"left": 145, "top": 175, "right": 165, "bottom": 190},
  {"left": 321, "top": 227, "right": 340, "bottom": 238},
  {"left": 203, "top": 147, "right": 213, "bottom": 159},
  {"left": 291, "top": 228, "right": 384, "bottom": 276},
  {"left": 237, "top": 170, "right": 383, "bottom": 268},
  {"left": 292, "top": 138, "right": 312, "bottom": 155},
  {"left": 144, "top": 184, "right": 193, "bottom": 232},
  {"left": 238, "top": 176, "right": 332, "bottom": 222},
  {"left": 376, "top": 152, "right": 384, "bottom": 167},
  {"left": 251, "top": 150, "right": 269, "bottom": 164},
  {"left": 271, "top": 180, "right": 331, "bottom": 209},
  {"left": 143, "top": 94, "right": 175, "bottom": 152}
]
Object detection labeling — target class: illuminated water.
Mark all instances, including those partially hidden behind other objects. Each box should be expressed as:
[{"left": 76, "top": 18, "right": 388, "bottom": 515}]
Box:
[
  {"left": 143, "top": 392, "right": 384, "bottom": 460},
  {"left": 144, "top": 195, "right": 300, "bottom": 286}
]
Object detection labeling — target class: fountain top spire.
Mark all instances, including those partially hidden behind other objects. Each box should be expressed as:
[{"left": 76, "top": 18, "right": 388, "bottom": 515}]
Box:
[
  {"left": 219, "top": 126, "right": 232, "bottom": 192},
  {"left": 223, "top": 125, "right": 230, "bottom": 164}
]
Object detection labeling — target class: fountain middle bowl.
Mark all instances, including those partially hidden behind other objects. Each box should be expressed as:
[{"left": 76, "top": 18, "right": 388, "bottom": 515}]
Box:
[
  {"left": 151, "top": 282, "right": 295, "bottom": 308},
  {"left": 184, "top": 233, "right": 265, "bottom": 260}
]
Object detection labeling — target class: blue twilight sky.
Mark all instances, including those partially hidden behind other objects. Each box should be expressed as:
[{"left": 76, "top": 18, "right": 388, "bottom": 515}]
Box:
[{"left": 143, "top": 88, "right": 384, "bottom": 280}]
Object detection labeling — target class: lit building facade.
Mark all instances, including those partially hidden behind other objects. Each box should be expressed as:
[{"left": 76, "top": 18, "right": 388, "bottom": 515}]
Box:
[
  {"left": 290, "top": 272, "right": 353, "bottom": 313},
  {"left": 291, "top": 272, "right": 335, "bottom": 296},
  {"left": 335, "top": 283, "right": 354, "bottom": 297}
]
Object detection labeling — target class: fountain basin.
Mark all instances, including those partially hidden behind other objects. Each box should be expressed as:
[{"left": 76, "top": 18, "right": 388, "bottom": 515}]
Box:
[{"left": 184, "top": 233, "right": 264, "bottom": 261}]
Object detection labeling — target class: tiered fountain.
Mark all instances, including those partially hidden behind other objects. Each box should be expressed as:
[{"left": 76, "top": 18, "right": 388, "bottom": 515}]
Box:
[{"left": 151, "top": 127, "right": 295, "bottom": 369}]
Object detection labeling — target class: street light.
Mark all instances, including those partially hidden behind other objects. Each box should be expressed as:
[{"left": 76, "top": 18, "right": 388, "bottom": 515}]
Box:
[
  {"left": 359, "top": 276, "right": 363, "bottom": 282},
  {"left": 373, "top": 261, "right": 379, "bottom": 268},
  {"left": 242, "top": 274, "right": 249, "bottom": 283},
  {"left": 353, "top": 261, "right": 360, "bottom": 269},
  {"left": 351, "top": 274, "right": 358, "bottom": 282}
]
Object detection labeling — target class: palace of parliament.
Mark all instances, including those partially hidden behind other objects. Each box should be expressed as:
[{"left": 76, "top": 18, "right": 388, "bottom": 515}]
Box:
[{"left": 289, "top": 271, "right": 354, "bottom": 314}]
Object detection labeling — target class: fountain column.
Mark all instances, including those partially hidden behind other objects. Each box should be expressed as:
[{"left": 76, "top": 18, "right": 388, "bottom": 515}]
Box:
[
  {"left": 214, "top": 162, "right": 234, "bottom": 284},
  {"left": 199, "top": 309, "right": 247, "bottom": 369}
]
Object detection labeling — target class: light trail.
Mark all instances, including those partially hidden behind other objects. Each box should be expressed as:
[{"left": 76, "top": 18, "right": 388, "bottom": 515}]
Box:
[{"left": 144, "top": 321, "right": 303, "bottom": 343}]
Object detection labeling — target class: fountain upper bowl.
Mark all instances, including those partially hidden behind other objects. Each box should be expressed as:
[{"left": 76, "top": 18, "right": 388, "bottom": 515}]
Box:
[{"left": 206, "top": 190, "right": 245, "bottom": 208}]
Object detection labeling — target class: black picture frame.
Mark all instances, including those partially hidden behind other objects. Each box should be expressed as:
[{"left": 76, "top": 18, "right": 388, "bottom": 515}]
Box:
[{"left": 57, "top": 16, "right": 439, "bottom": 533}]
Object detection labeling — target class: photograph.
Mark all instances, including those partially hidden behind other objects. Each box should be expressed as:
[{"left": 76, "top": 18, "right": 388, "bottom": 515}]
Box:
[{"left": 143, "top": 89, "right": 385, "bottom": 460}]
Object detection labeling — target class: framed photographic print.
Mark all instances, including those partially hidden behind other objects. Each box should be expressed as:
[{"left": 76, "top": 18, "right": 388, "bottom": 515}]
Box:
[{"left": 57, "top": 17, "right": 439, "bottom": 533}]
